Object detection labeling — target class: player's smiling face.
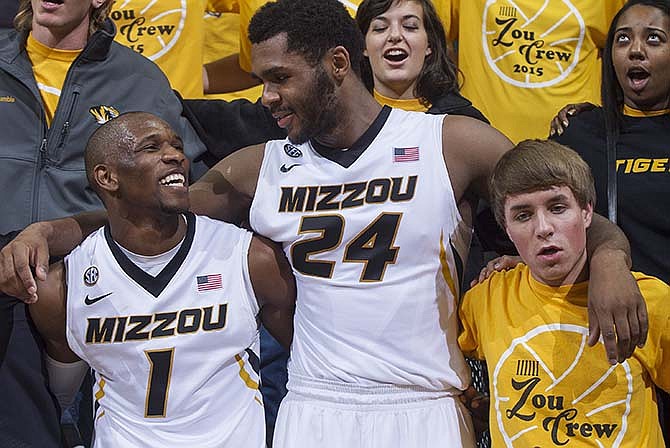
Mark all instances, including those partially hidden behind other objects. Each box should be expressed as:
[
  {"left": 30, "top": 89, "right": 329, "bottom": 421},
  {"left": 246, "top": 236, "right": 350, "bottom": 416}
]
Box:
[
  {"left": 116, "top": 117, "right": 190, "bottom": 216},
  {"left": 252, "top": 33, "right": 339, "bottom": 145},
  {"left": 363, "top": 0, "right": 432, "bottom": 99},
  {"left": 504, "top": 186, "right": 593, "bottom": 287},
  {"left": 612, "top": 4, "right": 670, "bottom": 111}
]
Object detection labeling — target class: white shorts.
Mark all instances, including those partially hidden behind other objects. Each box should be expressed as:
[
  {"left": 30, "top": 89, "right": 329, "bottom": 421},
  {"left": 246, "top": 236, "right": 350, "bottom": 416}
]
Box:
[{"left": 273, "top": 376, "right": 475, "bottom": 448}]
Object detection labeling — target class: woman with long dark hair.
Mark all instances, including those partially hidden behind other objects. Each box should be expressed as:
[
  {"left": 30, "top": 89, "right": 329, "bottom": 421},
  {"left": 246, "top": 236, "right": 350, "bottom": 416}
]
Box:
[
  {"left": 554, "top": 0, "right": 669, "bottom": 283},
  {"left": 356, "top": 0, "right": 488, "bottom": 121}
]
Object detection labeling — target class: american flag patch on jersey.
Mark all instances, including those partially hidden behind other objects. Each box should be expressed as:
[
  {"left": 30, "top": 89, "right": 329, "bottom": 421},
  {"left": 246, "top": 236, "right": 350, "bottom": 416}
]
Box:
[
  {"left": 393, "top": 146, "right": 419, "bottom": 162},
  {"left": 196, "top": 274, "right": 222, "bottom": 292}
]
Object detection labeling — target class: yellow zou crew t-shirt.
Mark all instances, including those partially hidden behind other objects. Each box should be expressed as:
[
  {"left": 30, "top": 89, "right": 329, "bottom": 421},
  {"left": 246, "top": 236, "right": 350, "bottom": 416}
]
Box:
[
  {"left": 446, "top": 0, "right": 624, "bottom": 143},
  {"left": 459, "top": 264, "right": 669, "bottom": 447}
]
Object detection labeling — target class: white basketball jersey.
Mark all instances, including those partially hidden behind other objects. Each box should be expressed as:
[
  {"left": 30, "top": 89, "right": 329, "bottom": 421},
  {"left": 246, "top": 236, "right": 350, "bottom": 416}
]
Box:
[
  {"left": 250, "top": 107, "right": 471, "bottom": 392},
  {"left": 65, "top": 214, "right": 264, "bottom": 447}
]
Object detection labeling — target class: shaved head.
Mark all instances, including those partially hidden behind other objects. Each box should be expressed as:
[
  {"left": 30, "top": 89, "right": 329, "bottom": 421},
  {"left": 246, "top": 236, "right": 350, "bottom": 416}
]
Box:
[{"left": 84, "top": 112, "right": 170, "bottom": 194}]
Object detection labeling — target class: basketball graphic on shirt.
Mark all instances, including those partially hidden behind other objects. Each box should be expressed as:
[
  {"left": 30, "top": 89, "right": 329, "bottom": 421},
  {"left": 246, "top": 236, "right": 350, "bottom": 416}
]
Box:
[
  {"left": 492, "top": 324, "right": 631, "bottom": 447},
  {"left": 110, "top": 0, "right": 187, "bottom": 61},
  {"left": 482, "top": 0, "right": 585, "bottom": 88}
]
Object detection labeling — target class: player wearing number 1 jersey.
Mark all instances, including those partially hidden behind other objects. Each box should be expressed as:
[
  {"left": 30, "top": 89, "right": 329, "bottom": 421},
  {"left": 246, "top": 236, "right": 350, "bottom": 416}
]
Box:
[{"left": 26, "top": 112, "right": 296, "bottom": 447}]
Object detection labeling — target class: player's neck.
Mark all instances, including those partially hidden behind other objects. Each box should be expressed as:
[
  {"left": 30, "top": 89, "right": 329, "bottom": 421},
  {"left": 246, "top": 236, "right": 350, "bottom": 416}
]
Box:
[
  {"left": 108, "top": 213, "right": 187, "bottom": 256},
  {"left": 313, "top": 90, "right": 382, "bottom": 149}
]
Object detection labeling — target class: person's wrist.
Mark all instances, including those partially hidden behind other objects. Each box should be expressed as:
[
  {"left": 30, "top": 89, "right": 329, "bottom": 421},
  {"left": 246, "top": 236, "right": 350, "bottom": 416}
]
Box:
[{"left": 590, "top": 247, "right": 629, "bottom": 271}]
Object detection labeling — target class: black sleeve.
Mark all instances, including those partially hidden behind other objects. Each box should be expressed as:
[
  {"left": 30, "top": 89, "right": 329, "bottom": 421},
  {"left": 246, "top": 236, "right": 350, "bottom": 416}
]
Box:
[
  {"left": 447, "top": 104, "right": 490, "bottom": 125},
  {"left": 427, "top": 92, "right": 491, "bottom": 124},
  {"left": 181, "top": 95, "right": 286, "bottom": 166}
]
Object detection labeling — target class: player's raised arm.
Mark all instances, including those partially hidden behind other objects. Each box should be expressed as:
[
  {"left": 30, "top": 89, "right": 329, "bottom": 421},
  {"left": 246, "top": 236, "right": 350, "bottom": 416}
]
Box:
[
  {"left": 248, "top": 235, "right": 296, "bottom": 350},
  {"left": 189, "top": 143, "right": 266, "bottom": 226}
]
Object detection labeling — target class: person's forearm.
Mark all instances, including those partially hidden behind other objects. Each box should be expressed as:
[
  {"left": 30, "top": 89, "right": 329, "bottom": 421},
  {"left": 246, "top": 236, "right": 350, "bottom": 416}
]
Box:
[
  {"left": 203, "top": 54, "right": 261, "bottom": 94},
  {"left": 43, "top": 210, "right": 108, "bottom": 257},
  {"left": 586, "top": 213, "right": 631, "bottom": 268}
]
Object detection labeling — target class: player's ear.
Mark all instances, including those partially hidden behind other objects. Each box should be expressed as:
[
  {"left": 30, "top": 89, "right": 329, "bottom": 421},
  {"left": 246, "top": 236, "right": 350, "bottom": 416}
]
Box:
[
  {"left": 331, "top": 46, "right": 350, "bottom": 83},
  {"left": 94, "top": 164, "right": 119, "bottom": 194},
  {"left": 583, "top": 203, "right": 593, "bottom": 229},
  {"left": 505, "top": 227, "right": 513, "bottom": 243}
]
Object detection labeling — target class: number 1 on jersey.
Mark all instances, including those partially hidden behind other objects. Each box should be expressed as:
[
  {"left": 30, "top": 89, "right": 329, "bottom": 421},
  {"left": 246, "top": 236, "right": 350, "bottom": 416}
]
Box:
[{"left": 145, "top": 348, "right": 175, "bottom": 418}]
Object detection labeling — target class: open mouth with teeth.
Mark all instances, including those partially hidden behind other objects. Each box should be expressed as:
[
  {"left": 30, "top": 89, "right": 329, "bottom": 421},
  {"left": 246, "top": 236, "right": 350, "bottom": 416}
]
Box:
[
  {"left": 44, "top": 0, "right": 65, "bottom": 5},
  {"left": 159, "top": 173, "right": 186, "bottom": 188},
  {"left": 384, "top": 49, "right": 409, "bottom": 63}
]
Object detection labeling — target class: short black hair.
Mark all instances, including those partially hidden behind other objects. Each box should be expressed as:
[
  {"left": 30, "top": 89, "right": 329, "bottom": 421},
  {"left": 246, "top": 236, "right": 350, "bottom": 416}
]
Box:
[{"left": 248, "top": 0, "right": 365, "bottom": 77}]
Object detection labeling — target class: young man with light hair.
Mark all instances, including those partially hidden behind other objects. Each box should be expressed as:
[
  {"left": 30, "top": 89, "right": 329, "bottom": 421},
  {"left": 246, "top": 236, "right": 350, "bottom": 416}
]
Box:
[{"left": 459, "top": 139, "right": 669, "bottom": 447}]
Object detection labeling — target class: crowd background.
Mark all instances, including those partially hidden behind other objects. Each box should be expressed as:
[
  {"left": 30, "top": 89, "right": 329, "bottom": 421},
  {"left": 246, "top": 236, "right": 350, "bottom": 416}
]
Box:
[{"left": 0, "top": 0, "right": 667, "bottom": 447}]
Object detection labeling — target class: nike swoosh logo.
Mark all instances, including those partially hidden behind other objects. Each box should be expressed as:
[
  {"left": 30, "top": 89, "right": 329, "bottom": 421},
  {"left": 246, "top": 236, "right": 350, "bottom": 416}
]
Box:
[
  {"left": 280, "top": 163, "right": 300, "bottom": 173},
  {"left": 84, "top": 292, "right": 113, "bottom": 306}
]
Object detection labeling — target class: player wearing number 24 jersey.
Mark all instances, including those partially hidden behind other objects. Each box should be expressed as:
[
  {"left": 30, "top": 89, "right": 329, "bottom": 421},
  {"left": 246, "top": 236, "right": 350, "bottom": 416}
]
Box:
[{"left": 25, "top": 112, "right": 296, "bottom": 447}]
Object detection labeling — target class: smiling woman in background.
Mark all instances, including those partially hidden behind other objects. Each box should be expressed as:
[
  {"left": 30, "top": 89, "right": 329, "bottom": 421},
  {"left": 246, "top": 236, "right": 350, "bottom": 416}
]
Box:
[{"left": 356, "top": 0, "right": 488, "bottom": 121}]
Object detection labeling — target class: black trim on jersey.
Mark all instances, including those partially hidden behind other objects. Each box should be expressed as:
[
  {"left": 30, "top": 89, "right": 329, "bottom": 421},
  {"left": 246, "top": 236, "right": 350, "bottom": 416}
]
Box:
[
  {"left": 103, "top": 212, "right": 196, "bottom": 298},
  {"left": 245, "top": 348, "right": 260, "bottom": 375},
  {"left": 310, "top": 106, "right": 392, "bottom": 168}
]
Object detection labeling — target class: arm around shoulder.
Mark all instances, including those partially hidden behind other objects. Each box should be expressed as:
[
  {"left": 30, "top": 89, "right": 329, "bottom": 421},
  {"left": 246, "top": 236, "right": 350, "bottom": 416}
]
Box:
[
  {"left": 586, "top": 214, "right": 648, "bottom": 364},
  {"left": 441, "top": 115, "right": 513, "bottom": 203},
  {"left": 189, "top": 143, "right": 265, "bottom": 225},
  {"left": 247, "top": 235, "right": 296, "bottom": 350},
  {"left": 0, "top": 211, "right": 107, "bottom": 302}
]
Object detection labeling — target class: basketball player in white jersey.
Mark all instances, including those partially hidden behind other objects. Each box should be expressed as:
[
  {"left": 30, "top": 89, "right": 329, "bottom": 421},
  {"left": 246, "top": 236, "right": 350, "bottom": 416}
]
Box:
[
  {"left": 26, "top": 112, "right": 296, "bottom": 447},
  {"left": 194, "top": 1, "right": 641, "bottom": 445},
  {"left": 0, "top": 0, "right": 648, "bottom": 446}
]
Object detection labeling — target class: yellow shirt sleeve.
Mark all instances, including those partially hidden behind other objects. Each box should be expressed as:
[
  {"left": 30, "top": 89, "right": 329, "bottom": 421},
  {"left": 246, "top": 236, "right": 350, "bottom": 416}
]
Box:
[
  {"left": 458, "top": 285, "right": 486, "bottom": 360},
  {"left": 206, "top": 0, "right": 240, "bottom": 12},
  {"left": 633, "top": 274, "right": 670, "bottom": 392}
]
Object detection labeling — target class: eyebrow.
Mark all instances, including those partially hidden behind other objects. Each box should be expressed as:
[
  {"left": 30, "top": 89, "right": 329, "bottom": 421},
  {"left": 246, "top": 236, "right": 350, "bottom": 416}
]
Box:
[
  {"left": 135, "top": 132, "right": 182, "bottom": 148},
  {"left": 135, "top": 133, "right": 161, "bottom": 146},
  {"left": 372, "top": 14, "right": 421, "bottom": 22},
  {"left": 253, "top": 66, "right": 286, "bottom": 81},
  {"left": 615, "top": 25, "right": 667, "bottom": 33},
  {"left": 507, "top": 193, "right": 571, "bottom": 211}
]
